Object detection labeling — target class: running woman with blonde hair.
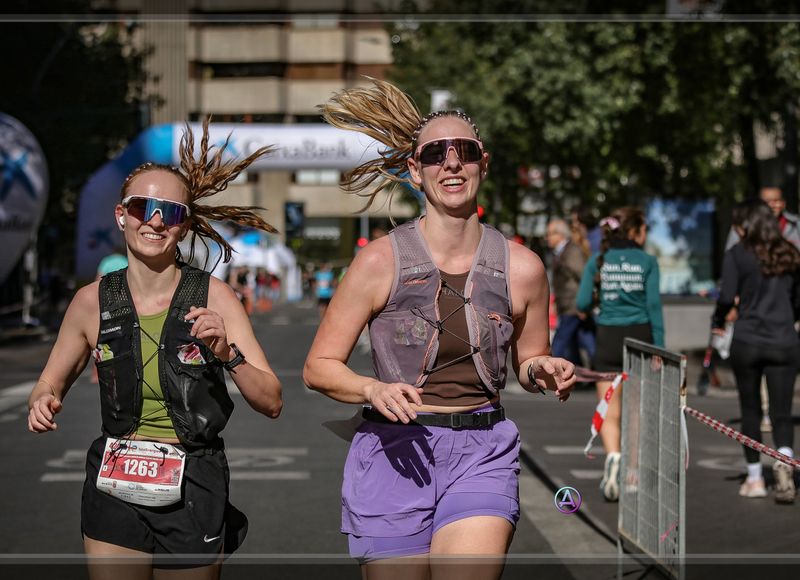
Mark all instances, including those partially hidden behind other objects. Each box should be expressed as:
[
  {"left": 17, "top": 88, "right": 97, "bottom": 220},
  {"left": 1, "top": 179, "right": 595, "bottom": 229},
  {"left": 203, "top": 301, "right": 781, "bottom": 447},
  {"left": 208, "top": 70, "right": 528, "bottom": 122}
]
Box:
[
  {"left": 303, "top": 79, "right": 576, "bottom": 579},
  {"left": 27, "top": 119, "right": 283, "bottom": 580}
]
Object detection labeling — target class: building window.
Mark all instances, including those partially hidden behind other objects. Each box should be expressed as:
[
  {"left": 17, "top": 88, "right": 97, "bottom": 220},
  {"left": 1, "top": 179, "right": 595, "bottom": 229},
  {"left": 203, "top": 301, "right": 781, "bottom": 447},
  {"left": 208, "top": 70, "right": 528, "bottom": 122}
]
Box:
[
  {"left": 291, "top": 15, "right": 340, "bottom": 29},
  {"left": 190, "top": 61, "right": 287, "bottom": 79},
  {"left": 189, "top": 113, "right": 284, "bottom": 123},
  {"left": 294, "top": 169, "right": 341, "bottom": 185}
]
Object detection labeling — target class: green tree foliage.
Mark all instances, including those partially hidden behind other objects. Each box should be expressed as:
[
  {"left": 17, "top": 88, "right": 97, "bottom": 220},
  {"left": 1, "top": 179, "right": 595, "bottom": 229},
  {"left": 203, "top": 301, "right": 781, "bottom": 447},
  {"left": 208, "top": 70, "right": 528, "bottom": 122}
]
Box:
[
  {"left": 0, "top": 0, "right": 149, "bottom": 272},
  {"left": 389, "top": 1, "right": 800, "bottom": 221}
]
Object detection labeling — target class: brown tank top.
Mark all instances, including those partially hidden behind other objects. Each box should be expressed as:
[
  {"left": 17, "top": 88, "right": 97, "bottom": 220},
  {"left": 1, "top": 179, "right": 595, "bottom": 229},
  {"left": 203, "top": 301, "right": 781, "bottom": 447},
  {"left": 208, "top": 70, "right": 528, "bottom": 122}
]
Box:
[{"left": 421, "top": 270, "right": 493, "bottom": 406}]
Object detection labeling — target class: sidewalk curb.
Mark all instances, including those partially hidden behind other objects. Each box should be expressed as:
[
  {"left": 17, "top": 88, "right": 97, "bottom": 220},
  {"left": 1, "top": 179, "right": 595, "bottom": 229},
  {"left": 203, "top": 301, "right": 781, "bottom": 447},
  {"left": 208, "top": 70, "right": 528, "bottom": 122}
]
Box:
[{"left": 519, "top": 443, "right": 617, "bottom": 547}]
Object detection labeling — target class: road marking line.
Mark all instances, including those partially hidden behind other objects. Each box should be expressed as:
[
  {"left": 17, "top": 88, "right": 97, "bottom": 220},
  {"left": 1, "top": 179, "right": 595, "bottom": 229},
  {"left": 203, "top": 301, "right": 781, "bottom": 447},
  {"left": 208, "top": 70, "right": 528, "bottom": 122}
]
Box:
[
  {"left": 570, "top": 469, "right": 605, "bottom": 480},
  {"left": 41, "top": 471, "right": 311, "bottom": 482},
  {"left": 232, "top": 471, "right": 310, "bottom": 480},
  {"left": 41, "top": 473, "right": 84, "bottom": 482},
  {"left": 544, "top": 445, "right": 604, "bottom": 455},
  {"left": 0, "top": 381, "right": 35, "bottom": 413}
]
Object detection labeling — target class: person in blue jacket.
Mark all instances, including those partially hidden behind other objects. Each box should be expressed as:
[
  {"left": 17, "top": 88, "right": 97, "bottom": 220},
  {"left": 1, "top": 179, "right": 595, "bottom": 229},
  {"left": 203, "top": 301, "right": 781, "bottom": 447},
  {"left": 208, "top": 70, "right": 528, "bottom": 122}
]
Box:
[{"left": 576, "top": 206, "right": 664, "bottom": 501}]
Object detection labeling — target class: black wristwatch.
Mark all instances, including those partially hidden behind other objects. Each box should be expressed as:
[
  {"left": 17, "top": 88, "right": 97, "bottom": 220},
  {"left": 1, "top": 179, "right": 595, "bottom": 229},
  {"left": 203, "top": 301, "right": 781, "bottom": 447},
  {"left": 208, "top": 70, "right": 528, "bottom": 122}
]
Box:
[{"left": 222, "top": 343, "right": 245, "bottom": 372}]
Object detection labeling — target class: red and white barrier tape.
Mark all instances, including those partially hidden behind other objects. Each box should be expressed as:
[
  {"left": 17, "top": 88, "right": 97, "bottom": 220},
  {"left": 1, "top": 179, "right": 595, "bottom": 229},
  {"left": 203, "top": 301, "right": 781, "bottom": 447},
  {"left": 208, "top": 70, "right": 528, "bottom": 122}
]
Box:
[
  {"left": 574, "top": 367, "right": 621, "bottom": 383},
  {"left": 583, "top": 372, "right": 627, "bottom": 458},
  {"left": 683, "top": 406, "right": 800, "bottom": 469}
]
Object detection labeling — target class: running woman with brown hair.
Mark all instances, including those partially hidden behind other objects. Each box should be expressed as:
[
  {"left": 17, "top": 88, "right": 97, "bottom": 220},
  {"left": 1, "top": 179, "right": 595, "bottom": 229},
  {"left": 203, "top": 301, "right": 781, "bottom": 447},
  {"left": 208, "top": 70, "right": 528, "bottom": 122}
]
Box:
[
  {"left": 576, "top": 206, "right": 664, "bottom": 502},
  {"left": 27, "top": 119, "right": 283, "bottom": 580},
  {"left": 303, "top": 79, "right": 576, "bottom": 579}
]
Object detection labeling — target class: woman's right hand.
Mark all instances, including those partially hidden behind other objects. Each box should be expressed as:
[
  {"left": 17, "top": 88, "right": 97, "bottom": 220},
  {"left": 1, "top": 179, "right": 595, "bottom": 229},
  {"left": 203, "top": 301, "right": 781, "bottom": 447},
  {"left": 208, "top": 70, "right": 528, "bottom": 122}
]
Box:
[
  {"left": 28, "top": 394, "right": 63, "bottom": 433},
  {"left": 363, "top": 380, "right": 424, "bottom": 424}
]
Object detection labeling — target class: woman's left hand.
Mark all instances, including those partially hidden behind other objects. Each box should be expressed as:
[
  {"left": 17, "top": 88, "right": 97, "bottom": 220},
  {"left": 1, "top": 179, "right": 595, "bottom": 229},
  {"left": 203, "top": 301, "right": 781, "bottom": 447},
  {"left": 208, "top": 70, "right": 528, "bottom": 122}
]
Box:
[
  {"left": 530, "top": 356, "right": 577, "bottom": 401},
  {"left": 185, "top": 305, "right": 231, "bottom": 360}
]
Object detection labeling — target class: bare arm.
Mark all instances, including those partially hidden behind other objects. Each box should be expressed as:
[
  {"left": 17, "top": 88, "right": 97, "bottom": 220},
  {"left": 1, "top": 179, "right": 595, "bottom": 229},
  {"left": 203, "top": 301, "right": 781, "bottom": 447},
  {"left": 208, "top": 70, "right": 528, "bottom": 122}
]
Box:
[
  {"left": 303, "top": 237, "right": 423, "bottom": 423},
  {"left": 509, "top": 243, "right": 576, "bottom": 400},
  {"left": 191, "top": 277, "right": 282, "bottom": 418},
  {"left": 28, "top": 283, "right": 98, "bottom": 432}
]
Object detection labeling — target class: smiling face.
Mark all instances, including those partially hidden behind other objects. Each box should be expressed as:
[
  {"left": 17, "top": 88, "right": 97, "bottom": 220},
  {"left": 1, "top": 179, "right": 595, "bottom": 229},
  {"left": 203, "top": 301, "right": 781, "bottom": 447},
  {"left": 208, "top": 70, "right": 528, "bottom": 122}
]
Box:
[
  {"left": 407, "top": 116, "right": 489, "bottom": 217},
  {"left": 115, "top": 169, "right": 190, "bottom": 261}
]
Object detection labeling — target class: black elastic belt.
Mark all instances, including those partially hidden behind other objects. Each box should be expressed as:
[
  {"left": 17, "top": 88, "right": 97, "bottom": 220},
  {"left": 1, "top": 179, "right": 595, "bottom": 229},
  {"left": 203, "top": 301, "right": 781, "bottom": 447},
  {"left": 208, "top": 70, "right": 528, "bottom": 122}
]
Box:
[{"left": 362, "top": 406, "right": 505, "bottom": 428}]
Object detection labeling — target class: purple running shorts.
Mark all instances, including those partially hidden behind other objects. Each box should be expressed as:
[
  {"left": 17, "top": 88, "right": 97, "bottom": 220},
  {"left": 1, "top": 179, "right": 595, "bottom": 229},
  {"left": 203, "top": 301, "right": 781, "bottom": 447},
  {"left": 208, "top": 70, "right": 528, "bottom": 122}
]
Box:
[{"left": 342, "top": 405, "right": 521, "bottom": 562}]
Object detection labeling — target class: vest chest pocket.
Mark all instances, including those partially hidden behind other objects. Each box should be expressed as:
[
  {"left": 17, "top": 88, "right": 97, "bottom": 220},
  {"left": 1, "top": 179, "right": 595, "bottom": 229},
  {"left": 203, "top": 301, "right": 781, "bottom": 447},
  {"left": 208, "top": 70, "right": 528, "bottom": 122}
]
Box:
[
  {"left": 96, "top": 350, "right": 138, "bottom": 432},
  {"left": 473, "top": 306, "right": 514, "bottom": 384},
  {"left": 165, "top": 358, "right": 233, "bottom": 443}
]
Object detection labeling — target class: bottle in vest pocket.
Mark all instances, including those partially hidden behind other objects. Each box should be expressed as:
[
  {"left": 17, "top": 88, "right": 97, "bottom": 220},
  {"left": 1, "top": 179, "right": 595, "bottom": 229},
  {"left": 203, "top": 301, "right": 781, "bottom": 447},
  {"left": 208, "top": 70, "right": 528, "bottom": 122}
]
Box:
[{"left": 96, "top": 437, "right": 186, "bottom": 507}]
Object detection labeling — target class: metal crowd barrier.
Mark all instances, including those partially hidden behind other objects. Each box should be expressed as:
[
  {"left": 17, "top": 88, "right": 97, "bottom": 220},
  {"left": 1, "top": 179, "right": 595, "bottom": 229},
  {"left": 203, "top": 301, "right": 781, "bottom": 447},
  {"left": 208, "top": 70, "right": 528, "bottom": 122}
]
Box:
[{"left": 619, "top": 338, "right": 687, "bottom": 580}]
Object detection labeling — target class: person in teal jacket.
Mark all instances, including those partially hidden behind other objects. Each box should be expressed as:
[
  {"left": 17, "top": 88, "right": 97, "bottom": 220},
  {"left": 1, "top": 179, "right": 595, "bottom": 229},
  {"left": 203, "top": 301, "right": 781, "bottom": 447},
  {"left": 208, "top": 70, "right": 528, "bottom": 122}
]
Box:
[{"left": 576, "top": 206, "right": 664, "bottom": 502}]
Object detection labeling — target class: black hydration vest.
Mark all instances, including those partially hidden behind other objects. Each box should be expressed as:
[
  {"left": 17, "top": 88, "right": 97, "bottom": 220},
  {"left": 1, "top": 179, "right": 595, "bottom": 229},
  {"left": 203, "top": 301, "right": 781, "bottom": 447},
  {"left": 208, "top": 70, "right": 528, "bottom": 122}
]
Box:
[{"left": 96, "top": 264, "right": 233, "bottom": 448}]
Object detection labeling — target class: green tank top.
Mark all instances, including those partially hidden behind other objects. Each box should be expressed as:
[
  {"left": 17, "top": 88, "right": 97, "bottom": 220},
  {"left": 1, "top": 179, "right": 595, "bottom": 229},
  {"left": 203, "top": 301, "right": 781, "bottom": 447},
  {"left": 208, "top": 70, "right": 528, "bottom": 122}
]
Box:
[{"left": 135, "top": 308, "right": 178, "bottom": 439}]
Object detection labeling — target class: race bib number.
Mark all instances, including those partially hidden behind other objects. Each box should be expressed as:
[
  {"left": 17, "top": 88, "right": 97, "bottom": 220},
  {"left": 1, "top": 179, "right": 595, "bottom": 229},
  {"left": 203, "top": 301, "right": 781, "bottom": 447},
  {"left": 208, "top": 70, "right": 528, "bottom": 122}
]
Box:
[{"left": 96, "top": 438, "right": 186, "bottom": 507}]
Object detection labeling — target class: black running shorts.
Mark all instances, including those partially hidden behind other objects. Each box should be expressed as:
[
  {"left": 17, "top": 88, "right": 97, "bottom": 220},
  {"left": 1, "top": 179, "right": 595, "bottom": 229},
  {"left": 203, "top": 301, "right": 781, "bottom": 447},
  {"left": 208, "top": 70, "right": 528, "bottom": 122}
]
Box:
[
  {"left": 81, "top": 435, "right": 247, "bottom": 567},
  {"left": 592, "top": 323, "right": 653, "bottom": 373}
]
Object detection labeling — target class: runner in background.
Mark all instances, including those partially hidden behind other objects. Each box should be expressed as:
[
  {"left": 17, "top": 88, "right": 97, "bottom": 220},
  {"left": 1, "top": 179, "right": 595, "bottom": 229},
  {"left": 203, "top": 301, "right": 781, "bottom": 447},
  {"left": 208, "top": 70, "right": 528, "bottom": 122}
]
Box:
[
  {"left": 314, "top": 262, "right": 336, "bottom": 318},
  {"left": 712, "top": 199, "right": 800, "bottom": 503},
  {"left": 26, "top": 119, "right": 283, "bottom": 579},
  {"left": 576, "top": 206, "right": 664, "bottom": 502}
]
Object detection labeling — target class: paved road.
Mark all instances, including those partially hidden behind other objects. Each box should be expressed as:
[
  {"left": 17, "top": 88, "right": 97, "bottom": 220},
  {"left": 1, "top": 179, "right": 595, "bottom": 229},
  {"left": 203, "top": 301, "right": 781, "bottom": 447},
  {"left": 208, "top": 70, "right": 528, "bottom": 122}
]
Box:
[
  {"left": 0, "top": 302, "right": 617, "bottom": 580},
  {"left": 2, "top": 301, "right": 799, "bottom": 579}
]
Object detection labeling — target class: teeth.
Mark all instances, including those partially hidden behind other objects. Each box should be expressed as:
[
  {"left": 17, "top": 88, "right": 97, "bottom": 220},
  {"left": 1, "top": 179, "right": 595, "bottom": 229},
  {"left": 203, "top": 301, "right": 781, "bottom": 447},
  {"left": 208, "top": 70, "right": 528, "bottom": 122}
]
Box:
[
  {"left": 142, "top": 233, "right": 164, "bottom": 240},
  {"left": 442, "top": 179, "right": 463, "bottom": 186}
]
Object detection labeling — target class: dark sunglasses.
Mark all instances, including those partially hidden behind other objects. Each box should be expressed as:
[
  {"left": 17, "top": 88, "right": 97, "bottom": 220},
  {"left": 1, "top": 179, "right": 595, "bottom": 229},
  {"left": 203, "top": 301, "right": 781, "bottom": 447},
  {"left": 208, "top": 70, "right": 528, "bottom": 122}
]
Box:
[
  {"left": 415, "top": 137, "right": 484, "bottom": 166},
  {"left": 121, "top": 195, "right": 190, "bottom": 227}
]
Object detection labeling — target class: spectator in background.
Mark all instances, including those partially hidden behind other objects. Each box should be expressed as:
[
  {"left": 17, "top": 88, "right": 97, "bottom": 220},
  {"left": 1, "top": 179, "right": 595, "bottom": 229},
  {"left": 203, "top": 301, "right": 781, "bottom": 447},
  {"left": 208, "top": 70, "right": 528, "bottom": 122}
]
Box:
[
  {"left": 572, "top": 205, "right": 601, "bottom": 256},
  {"left": 712, "top": 199, "right": 800, "bottom": 503},
  {"left": 726, "top": 187, "right": 800, "bottom": 250},
  {"left": 95, "top": 250, "right": 128, "bottom": 280},
  {"left": 546, "top": 218, "right": 595, "bottom": 367},
  {"left": 577, "top": 206, "right": 664, "bottom": 502}
]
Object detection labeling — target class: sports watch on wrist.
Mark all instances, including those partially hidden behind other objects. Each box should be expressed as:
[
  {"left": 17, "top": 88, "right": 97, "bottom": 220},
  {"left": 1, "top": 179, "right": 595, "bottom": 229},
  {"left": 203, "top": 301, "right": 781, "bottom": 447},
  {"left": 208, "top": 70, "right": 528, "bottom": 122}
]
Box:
[{"left": 222, "top": 343, "right": 245, "bottom": 371}]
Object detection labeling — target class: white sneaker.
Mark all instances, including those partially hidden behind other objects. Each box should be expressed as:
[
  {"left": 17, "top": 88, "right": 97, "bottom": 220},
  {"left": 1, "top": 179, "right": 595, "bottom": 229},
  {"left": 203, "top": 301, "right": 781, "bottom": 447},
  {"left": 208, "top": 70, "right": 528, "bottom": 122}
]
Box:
[
  {"left": 600, "top": 452, "right": 621, "bottom": 502},
  {"left": 739, "top": 478, "right": 767, "bottom": 498},
  {"left": 773, "top": 462, "right": 796, "bottom": 504}
]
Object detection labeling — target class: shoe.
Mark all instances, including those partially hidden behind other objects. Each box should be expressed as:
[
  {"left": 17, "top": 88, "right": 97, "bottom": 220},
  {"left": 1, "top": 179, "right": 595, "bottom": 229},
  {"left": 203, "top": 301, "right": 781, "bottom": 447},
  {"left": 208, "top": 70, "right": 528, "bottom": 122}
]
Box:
[
  {"left": 600, "top": 452, "right": 621, "bottom": 502},
  {"left": 773, "top": 462, "right": 796, "bottom": 504},
  {"left": 739, "top": 478, "right": 767, "bottom": 498}
]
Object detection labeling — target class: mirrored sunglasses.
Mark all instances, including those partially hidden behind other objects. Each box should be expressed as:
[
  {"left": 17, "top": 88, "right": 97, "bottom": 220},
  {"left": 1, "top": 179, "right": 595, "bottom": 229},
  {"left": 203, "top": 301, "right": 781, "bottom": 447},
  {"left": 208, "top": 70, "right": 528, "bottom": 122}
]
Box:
[
  {"left": 121, "top": 196, "right": 190, "bottom": 227},
  {"left": 415, "top": 137, "right": 484, "bottom": 166}
]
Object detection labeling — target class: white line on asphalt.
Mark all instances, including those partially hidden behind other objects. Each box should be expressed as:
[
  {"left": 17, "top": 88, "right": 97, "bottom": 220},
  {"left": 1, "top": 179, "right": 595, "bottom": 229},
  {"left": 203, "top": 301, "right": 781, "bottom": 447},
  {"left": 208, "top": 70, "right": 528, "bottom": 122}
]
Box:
[
  {"left": 0, "top": 381, "right": 35, "bottom": 413},
  {"left": 569, "top": 469, "right": 604, "bottom": 480},
  {"left": 41, "top": 471, "right": 311, "bottom": 482},
  {"left": 232, "top": 471, "right": 310, "bottom": 480},
  {"left": 544, "top": 445, "right": 604, "bottom": 455},
  {"left": 41, "top": 473, "right": 84, "bottom": 482}
]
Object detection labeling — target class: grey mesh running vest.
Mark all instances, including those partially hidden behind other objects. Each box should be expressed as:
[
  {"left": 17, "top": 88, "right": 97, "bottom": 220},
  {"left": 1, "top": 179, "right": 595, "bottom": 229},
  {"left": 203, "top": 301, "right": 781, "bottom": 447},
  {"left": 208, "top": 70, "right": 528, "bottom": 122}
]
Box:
[{"left": 368, "top": 217, "right": 514, "bottom": 394}]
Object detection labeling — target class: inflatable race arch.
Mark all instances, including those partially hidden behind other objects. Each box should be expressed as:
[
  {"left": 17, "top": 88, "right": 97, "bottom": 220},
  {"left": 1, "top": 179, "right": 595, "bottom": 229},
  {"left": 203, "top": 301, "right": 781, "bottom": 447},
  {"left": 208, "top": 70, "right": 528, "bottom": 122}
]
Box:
[{"left": 76, "top": 123, "right": 384, "bottom": 279}]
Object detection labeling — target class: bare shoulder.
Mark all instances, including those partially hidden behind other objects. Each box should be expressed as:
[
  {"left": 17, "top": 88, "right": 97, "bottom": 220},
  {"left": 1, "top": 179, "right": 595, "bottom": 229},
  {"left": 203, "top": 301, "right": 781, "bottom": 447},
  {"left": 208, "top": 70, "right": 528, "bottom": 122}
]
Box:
[
  {"left": 64, "top": 281, "right": 101, "bottom": 343},
  {"left": 72, "top": 281, "right": 101, "bottom": 315},
  {"left": 508, "top": 241, "right": 546, "bottom": 287},
  {"left": 207, "top": 274, "right": 242, "bottom": 313},
  {"left": 351, "top": 235, "right": 394, "bottom": 276},
  {"left": 338, "top": 235, "right": 395, "bottom": 313}
]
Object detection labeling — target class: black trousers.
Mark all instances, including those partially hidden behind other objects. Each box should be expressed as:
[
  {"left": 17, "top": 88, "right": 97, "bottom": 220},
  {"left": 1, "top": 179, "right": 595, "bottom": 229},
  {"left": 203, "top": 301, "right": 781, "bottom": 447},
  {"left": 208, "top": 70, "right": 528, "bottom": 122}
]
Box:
[{"left": 729, "top": 339, "right": 799, "bottom": 464}]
